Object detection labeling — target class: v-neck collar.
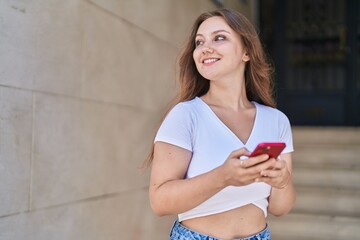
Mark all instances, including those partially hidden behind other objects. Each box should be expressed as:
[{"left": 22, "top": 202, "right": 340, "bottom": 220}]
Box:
[{"left": 195, "top": 96, "right": 258, "bottom": 146}]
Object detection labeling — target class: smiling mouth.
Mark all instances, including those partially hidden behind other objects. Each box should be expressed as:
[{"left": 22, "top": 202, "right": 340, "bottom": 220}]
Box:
[{"left": 203, "top": 58, "right": 220, "bottom": 64}]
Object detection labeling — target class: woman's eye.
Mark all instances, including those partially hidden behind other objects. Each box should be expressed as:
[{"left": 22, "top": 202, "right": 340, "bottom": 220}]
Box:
[
  {"left": 214, "top": 35, "right": 226, "bottom": 41},
  {"left": 195, "top": 39, "right": 204, "bottom": 47}
]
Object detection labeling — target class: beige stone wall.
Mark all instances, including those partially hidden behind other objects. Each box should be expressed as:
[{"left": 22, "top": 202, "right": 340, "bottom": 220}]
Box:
[{"left": 0, "top": 1, "right": 252, "bottom": 239}]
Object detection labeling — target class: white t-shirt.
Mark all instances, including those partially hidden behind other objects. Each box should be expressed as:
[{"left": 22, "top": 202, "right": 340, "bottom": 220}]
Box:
[{"left": 154, "top": 97, "right": 294, "bottom": 222}]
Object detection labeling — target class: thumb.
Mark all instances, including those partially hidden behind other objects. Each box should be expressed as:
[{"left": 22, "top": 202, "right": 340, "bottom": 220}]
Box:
[{"left": 229, "top": 148, "right": 251, "bottom": 159}]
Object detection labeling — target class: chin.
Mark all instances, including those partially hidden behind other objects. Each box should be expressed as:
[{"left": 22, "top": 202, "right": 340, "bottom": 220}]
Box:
[{"left": 199, "top": 72, "right": 220, "bottom": 81}]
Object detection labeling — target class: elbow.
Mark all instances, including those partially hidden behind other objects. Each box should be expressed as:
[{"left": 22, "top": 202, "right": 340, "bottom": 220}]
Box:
[
  {"left": 150, "top": 202, "right": 167, "bottom": 217},
  {"left": 149, "top": 196, "right": 171, "bottom": 217},
  {"left": 149, "top": 184, "right": 181, "bottom": 217}
]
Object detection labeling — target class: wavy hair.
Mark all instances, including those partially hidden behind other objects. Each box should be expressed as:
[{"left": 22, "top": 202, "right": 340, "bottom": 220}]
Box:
[
  {"left": 144, "top": 9, "right": 275, "bottom": 168},
  {"left": 177, "top": 8, "right": 275, "bottom": 105}
]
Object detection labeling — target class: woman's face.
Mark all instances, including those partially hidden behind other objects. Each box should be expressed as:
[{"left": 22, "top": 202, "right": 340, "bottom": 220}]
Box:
[{"left": 193, "top": 16, "right": 249, "bottom": 81}]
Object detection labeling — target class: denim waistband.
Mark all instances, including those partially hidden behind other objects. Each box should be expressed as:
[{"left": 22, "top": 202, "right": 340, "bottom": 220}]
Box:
[{"left": 170, "top": 220, "right": 271, "bottom": 240}]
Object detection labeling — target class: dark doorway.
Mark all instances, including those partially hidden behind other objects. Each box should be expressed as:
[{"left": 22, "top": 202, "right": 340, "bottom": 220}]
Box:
[{"left": 259, "top": 0, "right": 360, "bottom": 126}]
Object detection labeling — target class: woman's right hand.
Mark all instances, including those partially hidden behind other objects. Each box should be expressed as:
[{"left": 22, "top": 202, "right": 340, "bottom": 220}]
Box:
[
  {"left": 150, "top": 143, "right": 276, "bottom": 216},
  {"left": 219, "top": 148, "right": 277, "bottom": 187}
]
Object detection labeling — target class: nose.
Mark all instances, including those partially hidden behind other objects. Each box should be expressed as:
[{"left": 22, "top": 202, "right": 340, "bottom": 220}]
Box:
[{"left": 202, "top": 46, "right": 214, "bottom": 54}]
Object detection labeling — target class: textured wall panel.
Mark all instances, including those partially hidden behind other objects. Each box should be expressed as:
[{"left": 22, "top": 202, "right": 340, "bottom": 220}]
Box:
[
  {"left": 0, "top": 189, "right": 175, "bottom": 240},
  {"left": 31, "top": 93, "right": 157, "bottom": 209},
  {"left": 81, "top": 2, "right": 177, "bottom": 110},
  {"left": 0, "top": 87, "right": 32, "bottom": 216},
  {"left": 0, "top": 0, "right": 83, "bottom": 96},
  {"left": 88, "top": 0, "right": 216, "bottom": 47}
]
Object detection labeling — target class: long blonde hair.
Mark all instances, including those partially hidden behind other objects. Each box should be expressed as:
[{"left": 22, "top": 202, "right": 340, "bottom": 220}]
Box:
[{"left": 143, "top": 9, "right": 275, "bottom": 168}]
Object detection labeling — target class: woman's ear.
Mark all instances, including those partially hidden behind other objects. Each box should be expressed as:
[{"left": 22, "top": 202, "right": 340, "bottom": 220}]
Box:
[{"left": 243, "top": 52, "right": 250, "bottom": 62}]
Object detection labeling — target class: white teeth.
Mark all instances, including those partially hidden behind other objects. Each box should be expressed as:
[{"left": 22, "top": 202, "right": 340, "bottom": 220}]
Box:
[{"left": 203, "top": 58, "right": 219, "bottom": 64}]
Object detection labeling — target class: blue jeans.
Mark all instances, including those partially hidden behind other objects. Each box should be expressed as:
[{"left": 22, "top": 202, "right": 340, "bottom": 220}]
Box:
[{"left": 169, "top": 220, "right": 271, "bottom": 240}]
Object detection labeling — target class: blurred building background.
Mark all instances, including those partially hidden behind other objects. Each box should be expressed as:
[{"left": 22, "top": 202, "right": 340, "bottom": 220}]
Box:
[
  {"left": 259, "top": 0, "right": 360, "bottom": 239},
  {"left": 260, "top": 0, "right": 360, "bottom": 126},
  {"left": 0, "top": 0, "right": 359, "bottom": 240}
]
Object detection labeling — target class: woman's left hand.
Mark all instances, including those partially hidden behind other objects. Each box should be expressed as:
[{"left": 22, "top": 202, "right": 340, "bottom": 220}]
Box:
[{"left": 255, "top": 159, "right": 291, "bottom": 189}]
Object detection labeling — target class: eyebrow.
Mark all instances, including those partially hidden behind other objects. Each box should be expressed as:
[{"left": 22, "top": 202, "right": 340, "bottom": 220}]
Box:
[{"left": 196, "top": 29, "right": 231, "bottom": 37}]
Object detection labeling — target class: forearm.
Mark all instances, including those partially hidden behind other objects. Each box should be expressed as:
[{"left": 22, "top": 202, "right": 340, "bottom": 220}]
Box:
[
  {"left": 268, "top": 178, "right": 296, "bottom": 216},
  {"left": 150, "top": 146, "right": 271, "bottom": 216},
  {"left": 150, "top": 166, "right": 226, "bottom": 216}
]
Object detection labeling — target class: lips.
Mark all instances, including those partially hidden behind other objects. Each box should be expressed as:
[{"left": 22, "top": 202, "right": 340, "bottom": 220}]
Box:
[{"left": 202, "top": 58, "right": 220, "bottom": 64}]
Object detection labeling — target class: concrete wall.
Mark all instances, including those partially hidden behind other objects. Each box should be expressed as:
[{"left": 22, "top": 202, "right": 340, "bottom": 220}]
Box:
[{"left": 0, "top": 1, "right": 252, "bottom": 239}]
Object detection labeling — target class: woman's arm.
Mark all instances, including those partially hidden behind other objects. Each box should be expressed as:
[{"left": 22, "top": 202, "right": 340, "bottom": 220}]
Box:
[
  {"left": 149, "top": 142, "right": 273, "bottom": 216},
  {"left": 257, "top": 152, "right": 296, "bottom": 216},
  {"left": 149, "top": 142, "right": 224, "bottom": 216}
]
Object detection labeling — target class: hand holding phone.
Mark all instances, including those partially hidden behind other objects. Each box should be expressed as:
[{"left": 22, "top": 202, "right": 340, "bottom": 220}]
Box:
[{"left": 249, "top": 142, "right": 286, "bottom": 159}]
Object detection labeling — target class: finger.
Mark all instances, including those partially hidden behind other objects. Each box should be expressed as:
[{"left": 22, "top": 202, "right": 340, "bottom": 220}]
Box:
[
  {"left": 269, "top": 159, "right": 287, "bottom": 170},
  {"left": 260, "top": 169, "right": 281, "bottom": 178},
  {"left": 229, "top": 148, "right": 251, "bottom": 159},
  {"left": 239, "top": 160, "right": 245, "bottom": 168},
  {"left": 245, "top": 154, "right": 270, "bottom": 167},
  {"left": 240, "top": 156, "right": 269, "bottom": 169},
  {"left": 255, "top": 176, "right": 271, "bottom": 184},
  {"left": 242, "top": 173, "right": 264, "bottom": 185},
  {"left": 247, "top": 158, "right": 276, "bottom": 174}
]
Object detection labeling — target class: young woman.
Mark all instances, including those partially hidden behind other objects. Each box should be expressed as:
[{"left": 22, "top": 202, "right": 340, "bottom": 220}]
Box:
[{"left": 146, "top": 9, "right": 296, "bottom": 240}]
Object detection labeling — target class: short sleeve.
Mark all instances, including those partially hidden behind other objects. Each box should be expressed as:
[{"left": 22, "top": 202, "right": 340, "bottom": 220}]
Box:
[
  {"left": 278, "top": 111, "right": 294, "bottom": 154},
  {"left": 154, "top": 103, "right": 194, "bottom": 152}
]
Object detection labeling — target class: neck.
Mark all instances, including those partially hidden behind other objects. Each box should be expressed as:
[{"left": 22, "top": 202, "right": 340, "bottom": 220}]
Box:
[{"left": 202, "top": 78, "right": 252, "bottom": 111}]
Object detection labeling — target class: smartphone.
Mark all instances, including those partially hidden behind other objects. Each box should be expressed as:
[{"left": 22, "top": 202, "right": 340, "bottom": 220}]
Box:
[{"left": 249, "top": 142, "right": 286, "bottom": 159}]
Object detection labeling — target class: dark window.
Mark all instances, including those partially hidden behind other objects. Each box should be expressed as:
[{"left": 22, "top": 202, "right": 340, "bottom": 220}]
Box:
[{"left": 260, "top": 0, "right": 360, "bottom": 126}]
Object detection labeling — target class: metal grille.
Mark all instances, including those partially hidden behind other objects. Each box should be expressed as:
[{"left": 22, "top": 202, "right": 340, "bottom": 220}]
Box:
[
  {"left": 260, "top": 0, "right": 360, "bottom": 125},
  {"left": 286, "top": 0, "right": 345, "bottom": 92}
]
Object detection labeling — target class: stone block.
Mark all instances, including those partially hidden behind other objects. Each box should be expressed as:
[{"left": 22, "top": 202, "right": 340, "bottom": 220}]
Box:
[
  {"left": 0, "top": 1, "right": 37, "bottom": 90},
  {"left": 0, "top": 188, "right": 175, "bottom": 240},
  {"left": 81, "top": 2, "right": 178, "bottom": 110},
  {"left": 88, "top": 0, "right": 216, "bottom": 47},
  {"left": 31, "top": 93, "right": 158, "bottom": 209},
  {"left": 32, "top": 0, "right": 83, "bottom": 96},
  {"left": 0, "top": 87, "right": 32, "bottom": 216},
  {"left": 0, "top": 0, "right": 83, "bottom": 96}
]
